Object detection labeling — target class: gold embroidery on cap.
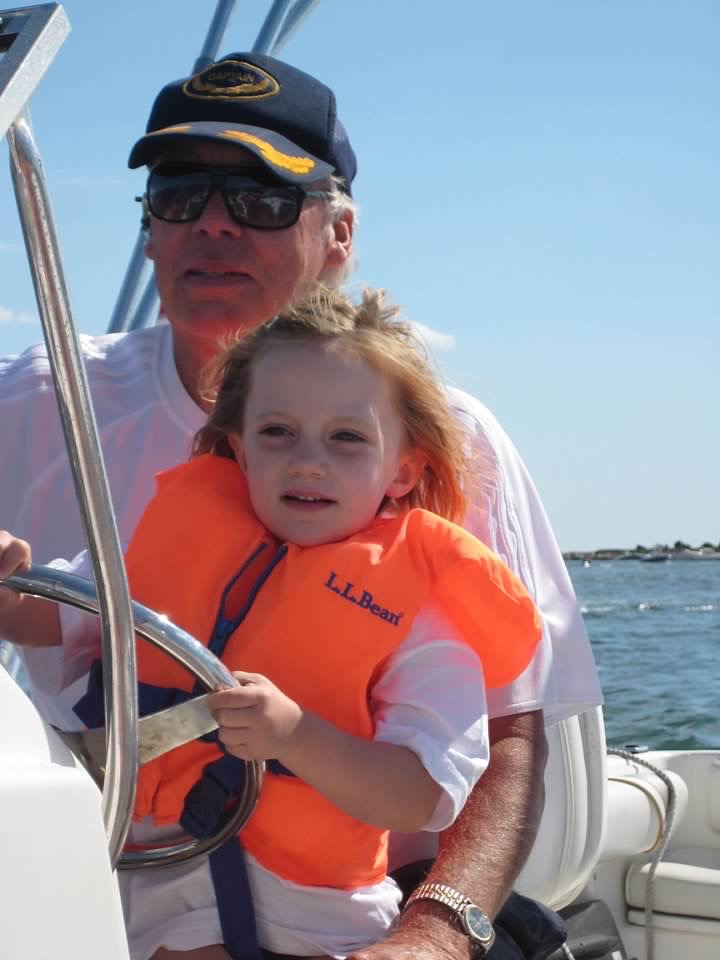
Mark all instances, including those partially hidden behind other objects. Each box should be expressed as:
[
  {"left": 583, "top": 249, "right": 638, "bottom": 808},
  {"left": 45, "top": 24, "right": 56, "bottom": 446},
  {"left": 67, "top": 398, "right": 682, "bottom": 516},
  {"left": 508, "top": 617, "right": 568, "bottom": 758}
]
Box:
[
  {"left": 149, "top": 124, "right": 192, "bottom": 135},
  {"left": 184, "top": 62, "right": 280, "bottom": 101},
  {"left": 221, "top": 130, "right": 316, "bottom": 174}
]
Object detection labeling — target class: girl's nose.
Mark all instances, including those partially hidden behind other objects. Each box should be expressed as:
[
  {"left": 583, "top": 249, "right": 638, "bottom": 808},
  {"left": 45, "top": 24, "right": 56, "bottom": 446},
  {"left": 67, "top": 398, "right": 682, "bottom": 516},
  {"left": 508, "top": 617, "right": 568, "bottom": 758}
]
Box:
[{"left": 288, "top": 442, "right": 327, "bottom": 479}]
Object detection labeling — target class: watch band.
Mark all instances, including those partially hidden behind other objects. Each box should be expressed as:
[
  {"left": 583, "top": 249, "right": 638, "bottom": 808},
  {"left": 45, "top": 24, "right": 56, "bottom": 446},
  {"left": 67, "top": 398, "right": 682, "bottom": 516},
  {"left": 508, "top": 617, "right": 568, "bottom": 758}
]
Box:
[
  {"left": 406, "top": 882, "right": 472, "bottom": 913},
  {"left": 404, "top": 882, "right": 495, "bottom": 957}
]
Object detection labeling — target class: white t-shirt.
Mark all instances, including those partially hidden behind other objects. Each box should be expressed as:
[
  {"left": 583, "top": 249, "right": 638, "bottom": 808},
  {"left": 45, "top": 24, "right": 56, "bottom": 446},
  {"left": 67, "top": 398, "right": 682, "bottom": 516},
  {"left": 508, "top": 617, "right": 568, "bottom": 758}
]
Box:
[{"left": 0, "top": 323, "right": 602, "bottom": 954}]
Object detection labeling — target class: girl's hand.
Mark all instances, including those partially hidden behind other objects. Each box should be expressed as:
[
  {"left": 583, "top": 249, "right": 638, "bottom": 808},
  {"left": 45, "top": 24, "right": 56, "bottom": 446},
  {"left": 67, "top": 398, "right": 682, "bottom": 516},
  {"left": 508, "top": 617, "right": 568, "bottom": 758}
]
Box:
[
  {"left": 208, "top": 672, "right": 305, "bottom": 762},
  {"left": 0, "top": 531, "right": 31, "bottom": 612}
]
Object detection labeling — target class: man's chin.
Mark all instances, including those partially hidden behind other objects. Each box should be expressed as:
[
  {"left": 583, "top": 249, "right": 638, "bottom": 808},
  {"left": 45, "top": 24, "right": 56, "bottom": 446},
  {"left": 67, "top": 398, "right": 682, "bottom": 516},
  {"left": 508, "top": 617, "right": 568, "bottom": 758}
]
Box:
[{"left": 180, "top": 302, "right": 269, "bottom": 340}]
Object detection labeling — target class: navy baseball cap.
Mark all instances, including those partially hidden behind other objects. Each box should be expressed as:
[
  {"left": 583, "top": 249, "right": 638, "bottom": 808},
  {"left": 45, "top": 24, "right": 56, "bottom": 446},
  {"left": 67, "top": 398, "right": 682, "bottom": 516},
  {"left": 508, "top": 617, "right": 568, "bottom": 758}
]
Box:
[{"left": 128, "top": 52, "right": 357, "bottom": 193}]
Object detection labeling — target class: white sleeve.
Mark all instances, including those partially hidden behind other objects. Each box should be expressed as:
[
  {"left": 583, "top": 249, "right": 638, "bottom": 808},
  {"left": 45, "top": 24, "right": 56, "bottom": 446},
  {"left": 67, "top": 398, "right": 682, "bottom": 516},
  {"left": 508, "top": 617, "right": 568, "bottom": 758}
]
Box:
[
  {"left": 447, "top": 387, "right": 602, "bottom": 725},
  {"left": 1, "top": 328, "right": 202, "bottom": 729},
  {"left": 19, "top": 549, "right": 101, "bottom": 709},
  {"left": 371, "top": 606, "right": 489, "bottom": 833}
]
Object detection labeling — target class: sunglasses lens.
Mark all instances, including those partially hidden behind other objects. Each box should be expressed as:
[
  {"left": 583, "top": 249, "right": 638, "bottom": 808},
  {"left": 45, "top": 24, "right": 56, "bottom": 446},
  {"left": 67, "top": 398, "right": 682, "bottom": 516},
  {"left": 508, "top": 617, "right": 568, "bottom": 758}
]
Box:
[
  {"left": 148, "top": 170, "right": 210, "bottom": 222},
  {"left": 147, "top": 167, "right": 306, "bottom": 229},
  {"left": 226, "top": 182, "right": 302, "bottom": 229}
]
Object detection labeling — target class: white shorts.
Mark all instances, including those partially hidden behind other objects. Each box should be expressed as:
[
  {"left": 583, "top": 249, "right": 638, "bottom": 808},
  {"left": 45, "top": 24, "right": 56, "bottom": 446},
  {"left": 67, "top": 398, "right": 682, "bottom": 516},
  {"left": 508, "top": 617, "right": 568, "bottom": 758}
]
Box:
[
  {"left": 120, "top": 822, "right": 402, "bottom": 960},
  {"left": 120, "top": 853, "right": 224, "bottom": 960}
]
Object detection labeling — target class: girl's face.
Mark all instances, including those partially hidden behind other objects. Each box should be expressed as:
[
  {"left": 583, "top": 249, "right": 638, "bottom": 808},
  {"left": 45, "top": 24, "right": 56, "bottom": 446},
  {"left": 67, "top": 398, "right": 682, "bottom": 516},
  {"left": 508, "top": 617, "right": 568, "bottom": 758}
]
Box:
[{"left": 228, "top": 341, "right": 422, "bottom": 546}]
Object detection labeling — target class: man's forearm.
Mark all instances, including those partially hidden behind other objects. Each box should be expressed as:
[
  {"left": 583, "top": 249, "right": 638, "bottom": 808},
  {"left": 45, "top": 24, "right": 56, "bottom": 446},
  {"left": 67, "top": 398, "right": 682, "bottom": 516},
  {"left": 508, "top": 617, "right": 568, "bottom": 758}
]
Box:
[{"left": 394, "top": 709, "right": 547, "bottom": 954}]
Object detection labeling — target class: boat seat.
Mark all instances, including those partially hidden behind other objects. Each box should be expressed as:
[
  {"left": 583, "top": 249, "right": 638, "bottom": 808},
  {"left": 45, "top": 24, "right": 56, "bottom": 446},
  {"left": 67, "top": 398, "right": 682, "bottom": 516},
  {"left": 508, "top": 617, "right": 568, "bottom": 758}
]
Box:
[
  {"left": 617, "top": 752, "right": 720, "bottom": 947},
  {"left": 514, "top": 706, "right": 608, "bottom": 909},
  {"left": 626, "top": 860, "right": 720, "bottom": 921},
  {"left": 604, "top": 755, "right": 689, "bottom": 861}
]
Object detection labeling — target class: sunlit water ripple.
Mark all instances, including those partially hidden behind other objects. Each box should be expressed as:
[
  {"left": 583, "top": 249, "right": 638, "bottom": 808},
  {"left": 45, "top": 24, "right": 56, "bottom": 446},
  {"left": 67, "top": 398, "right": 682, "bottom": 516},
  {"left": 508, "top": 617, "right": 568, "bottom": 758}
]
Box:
[{"left": 567, "top": 558, "right": 719, "bottom": 750}]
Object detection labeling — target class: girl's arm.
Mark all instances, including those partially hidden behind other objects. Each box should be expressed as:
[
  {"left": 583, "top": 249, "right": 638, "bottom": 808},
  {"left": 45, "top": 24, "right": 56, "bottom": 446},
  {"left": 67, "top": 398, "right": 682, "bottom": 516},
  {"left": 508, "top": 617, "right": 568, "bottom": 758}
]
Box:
[
  {"left": 0, "top": 531, "right": 62, "bottom": 647},
  {"left": 209, "top": 672, "right": 443, "bottom": 833},
  {"left": 285, "top": 709, "right": 442, "bottom": 833}
]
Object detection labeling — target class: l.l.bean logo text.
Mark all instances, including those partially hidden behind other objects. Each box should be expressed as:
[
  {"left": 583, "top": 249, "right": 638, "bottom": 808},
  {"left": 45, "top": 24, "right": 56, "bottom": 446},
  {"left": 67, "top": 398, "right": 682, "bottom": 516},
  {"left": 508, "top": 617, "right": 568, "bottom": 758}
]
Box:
[{"left": 325, "top": 571, "right": 403, "bottom": 627}]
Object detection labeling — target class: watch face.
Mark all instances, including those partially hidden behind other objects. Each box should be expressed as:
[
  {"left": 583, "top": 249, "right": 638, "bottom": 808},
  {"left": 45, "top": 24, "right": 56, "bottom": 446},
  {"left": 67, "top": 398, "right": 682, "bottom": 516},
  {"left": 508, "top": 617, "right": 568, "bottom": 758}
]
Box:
[{"left": 463, "top": 905, "right": 494, "bottom": 944}]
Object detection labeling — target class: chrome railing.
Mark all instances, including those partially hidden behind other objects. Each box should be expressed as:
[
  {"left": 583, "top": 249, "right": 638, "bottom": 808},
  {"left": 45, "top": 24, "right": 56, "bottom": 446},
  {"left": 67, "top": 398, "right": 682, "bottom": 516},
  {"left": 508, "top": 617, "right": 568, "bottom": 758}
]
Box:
[{"left": 4, "top": 3, "right": 138, "bottom": 865}]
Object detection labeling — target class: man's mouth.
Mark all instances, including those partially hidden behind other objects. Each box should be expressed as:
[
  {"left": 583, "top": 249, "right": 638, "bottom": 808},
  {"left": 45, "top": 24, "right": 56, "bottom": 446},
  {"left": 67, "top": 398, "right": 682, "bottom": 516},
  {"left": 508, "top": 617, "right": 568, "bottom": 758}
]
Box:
[{"left": 186, "top": 268, "right": 249, "bottom": 280}]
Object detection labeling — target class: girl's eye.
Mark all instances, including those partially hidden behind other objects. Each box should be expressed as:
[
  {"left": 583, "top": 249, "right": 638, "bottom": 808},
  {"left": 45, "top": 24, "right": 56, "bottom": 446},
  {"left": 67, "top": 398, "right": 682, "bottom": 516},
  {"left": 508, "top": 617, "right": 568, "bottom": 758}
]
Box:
[
  {"left": 332, "top": 430, "right": 366, "bottom": 443},
  {"left": 259, "top": 425, "right": 292, "bottom": 437}
]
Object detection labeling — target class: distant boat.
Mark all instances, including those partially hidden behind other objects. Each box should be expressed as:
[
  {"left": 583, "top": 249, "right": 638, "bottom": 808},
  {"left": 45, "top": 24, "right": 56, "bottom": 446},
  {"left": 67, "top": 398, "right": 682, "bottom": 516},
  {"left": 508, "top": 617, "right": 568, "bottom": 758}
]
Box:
[
  {"left": 641, "top": 552, "right": 670, "bottom": 563},
  {"left": 674, "top": 548, "right": 720, "bottom": 560}
]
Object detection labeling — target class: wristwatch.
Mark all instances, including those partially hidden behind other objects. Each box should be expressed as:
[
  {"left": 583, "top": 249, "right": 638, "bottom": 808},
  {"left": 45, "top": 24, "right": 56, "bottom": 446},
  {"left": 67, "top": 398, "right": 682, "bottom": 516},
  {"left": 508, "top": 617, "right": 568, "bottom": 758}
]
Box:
[{"left": 404, "top": 882, "right": 496, "bottom": 957}]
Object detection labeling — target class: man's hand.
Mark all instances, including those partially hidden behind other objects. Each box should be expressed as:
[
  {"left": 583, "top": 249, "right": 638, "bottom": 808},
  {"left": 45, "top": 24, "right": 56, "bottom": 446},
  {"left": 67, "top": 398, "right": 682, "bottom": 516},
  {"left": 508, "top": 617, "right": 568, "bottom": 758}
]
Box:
[
  {"left": 208, "top": 671, "right": 304, "bottom": 762},
  {"left": 0, "top": 530, "right": 60, "bottom": 647},
  {"left": 351, "top": 905, "right": 473, "bottom": 960},
  {"left": 0, "top": 530, "right": 31, "bottom": 612}
]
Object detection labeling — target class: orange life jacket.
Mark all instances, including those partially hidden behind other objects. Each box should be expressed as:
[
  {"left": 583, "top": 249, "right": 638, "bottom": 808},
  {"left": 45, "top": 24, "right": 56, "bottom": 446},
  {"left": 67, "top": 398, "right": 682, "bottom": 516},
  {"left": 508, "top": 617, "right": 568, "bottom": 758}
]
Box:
[{"left": 129, "top": 453, "right": 541, "bottom": 889}]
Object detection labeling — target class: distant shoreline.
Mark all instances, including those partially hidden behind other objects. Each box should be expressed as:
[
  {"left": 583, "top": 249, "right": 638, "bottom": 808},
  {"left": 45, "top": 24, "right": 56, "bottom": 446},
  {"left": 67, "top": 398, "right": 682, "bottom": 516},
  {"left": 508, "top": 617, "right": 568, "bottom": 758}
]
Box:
[{"left": 563, "top": 544, "right": 720, "bottom": 562}]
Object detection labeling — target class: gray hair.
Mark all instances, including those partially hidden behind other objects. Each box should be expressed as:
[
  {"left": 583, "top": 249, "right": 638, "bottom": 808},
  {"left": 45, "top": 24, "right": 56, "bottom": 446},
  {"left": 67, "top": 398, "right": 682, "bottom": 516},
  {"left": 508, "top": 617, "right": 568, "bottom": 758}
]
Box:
[{"left": 319, "top": 175, "right": 359, "bottom": 288}]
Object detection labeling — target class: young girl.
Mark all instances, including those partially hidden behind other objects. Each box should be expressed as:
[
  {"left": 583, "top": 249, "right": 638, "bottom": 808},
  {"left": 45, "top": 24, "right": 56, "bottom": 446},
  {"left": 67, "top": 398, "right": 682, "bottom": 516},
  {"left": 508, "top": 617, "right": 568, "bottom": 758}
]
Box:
[{"left": 0, "top": 288, "right": 541, "bottom": 960}]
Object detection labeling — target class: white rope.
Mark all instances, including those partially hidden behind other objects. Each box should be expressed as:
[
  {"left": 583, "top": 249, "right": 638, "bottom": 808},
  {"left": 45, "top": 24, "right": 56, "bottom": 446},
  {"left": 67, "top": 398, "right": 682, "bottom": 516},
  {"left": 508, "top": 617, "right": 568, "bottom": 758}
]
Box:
[{"left": 607, "top": 748, "right": 678, "bottom": 960}]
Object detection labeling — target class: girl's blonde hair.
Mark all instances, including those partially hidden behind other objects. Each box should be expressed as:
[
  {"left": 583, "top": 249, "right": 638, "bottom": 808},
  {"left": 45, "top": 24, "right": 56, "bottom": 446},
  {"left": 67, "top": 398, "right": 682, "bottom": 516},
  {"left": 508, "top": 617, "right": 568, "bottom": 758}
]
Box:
[{"left": 193, "top": 287, "right": 468, "bottom": 522}]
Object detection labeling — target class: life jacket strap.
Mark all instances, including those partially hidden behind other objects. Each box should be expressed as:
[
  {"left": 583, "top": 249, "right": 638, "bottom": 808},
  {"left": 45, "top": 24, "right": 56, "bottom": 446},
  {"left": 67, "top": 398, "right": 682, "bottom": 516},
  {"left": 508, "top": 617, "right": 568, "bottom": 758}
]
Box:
[
  {"left": 181, "top": 753, "right": 294, "bottom": 960},
  {"left": 208, "top": 836, "right": 261, "bottom": 960},
  {"left": 74, "top": 658, "right": 201, "bottom": 728}
]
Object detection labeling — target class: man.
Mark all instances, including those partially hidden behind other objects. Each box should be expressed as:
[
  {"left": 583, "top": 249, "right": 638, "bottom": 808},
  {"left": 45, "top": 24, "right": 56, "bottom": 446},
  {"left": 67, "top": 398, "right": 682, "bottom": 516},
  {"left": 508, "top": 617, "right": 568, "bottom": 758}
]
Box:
[{"left": 0, "top": 52, "right": 600, "bottom": 960}]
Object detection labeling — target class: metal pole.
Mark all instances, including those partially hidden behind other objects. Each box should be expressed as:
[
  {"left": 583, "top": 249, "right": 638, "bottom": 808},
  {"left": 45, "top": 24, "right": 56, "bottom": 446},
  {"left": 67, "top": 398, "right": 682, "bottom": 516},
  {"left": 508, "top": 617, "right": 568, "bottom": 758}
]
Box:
[
  {"left": 193, "top": 0, "right": 238, "bottom": 72},
  {"left": 252, "top": 0, "right": 292, "bottom": 54},
  {"left": 0, "top": 4, "right": 71, "bottom": 140},
  {"left": 106, "top": 230, "right": 151, "bottom": 333},
  {"left": 7, "top": 114, "right": 138, "bottom": 868},
  {"left": 270, "top": 0, "right": 321, "bottom": 56}
]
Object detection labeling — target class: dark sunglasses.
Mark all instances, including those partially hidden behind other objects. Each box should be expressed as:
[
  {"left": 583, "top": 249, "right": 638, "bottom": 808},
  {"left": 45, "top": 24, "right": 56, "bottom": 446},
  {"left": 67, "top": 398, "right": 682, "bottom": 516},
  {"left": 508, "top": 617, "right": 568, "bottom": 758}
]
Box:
[{"left": 144, "top": 163, "right": 332, "bottom": 230}]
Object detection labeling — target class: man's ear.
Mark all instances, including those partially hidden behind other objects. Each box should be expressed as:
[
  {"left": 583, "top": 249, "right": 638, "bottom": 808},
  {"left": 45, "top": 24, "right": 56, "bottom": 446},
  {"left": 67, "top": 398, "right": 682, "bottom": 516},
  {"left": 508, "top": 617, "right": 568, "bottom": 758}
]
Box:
[
  {"left": 386, "top": 450, "right": 425, "bottom": 500},
  {"left": 227, "top": 432, "right": 247, "bottom": 470},
  {"left": 324, "top": 208, "right": 354, "bottom": 271}
]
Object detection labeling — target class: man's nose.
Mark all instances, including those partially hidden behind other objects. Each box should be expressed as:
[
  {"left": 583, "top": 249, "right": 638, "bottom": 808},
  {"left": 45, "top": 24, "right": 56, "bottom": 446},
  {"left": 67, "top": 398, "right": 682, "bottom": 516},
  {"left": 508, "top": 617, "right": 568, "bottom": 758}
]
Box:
[{"left": 191, "top": 188, "right": 244, "bottom": 238}]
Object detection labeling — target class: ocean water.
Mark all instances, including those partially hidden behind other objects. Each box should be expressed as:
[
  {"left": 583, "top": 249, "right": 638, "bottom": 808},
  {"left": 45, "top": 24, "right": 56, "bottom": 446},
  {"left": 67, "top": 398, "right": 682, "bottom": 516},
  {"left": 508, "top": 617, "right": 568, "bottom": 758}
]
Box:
[{"left": 567, "top": 558, "right": 719, "bottom": 750}]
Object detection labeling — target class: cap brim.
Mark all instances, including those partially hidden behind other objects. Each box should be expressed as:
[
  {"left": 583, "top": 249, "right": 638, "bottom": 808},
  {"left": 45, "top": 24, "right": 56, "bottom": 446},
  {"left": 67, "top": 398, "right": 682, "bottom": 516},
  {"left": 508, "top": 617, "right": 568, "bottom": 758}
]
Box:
[{"left": 128, "top": 121, "right": 335, "bottom": 184}]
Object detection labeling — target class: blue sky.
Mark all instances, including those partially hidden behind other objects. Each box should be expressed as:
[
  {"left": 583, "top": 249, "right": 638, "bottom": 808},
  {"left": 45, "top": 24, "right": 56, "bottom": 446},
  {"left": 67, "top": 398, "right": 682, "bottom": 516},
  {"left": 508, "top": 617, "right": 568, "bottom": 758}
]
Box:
[{"left": 1, "top": 1, "right": 718, "bottom": 551}]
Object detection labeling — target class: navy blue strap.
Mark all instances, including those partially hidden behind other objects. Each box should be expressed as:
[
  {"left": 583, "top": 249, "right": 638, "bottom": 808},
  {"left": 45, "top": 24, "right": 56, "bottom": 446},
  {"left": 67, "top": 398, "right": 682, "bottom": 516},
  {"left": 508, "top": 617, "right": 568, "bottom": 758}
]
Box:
[
  {"left": 181, "top": 753, "right": 294, "bottom": 960},
  {"left": 181, "top": 751, "right": 247, "bottom": 836},
  {"left": 208, "top": 839, "right": 261, "bottom": 960},
  {"left": 181, "top": 752, "right": 295, "bottom": 837},
  {"left": 74, "top": 658, "right": 198, "bottom": 728}
]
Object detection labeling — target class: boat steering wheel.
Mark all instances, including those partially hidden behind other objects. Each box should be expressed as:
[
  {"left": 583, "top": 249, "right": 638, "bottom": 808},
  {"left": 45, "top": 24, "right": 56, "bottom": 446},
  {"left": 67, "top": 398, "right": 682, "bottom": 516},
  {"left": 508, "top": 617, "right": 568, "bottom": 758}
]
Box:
[{"left": 2, "top": 564, "right": 264, "bottom": 870}]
